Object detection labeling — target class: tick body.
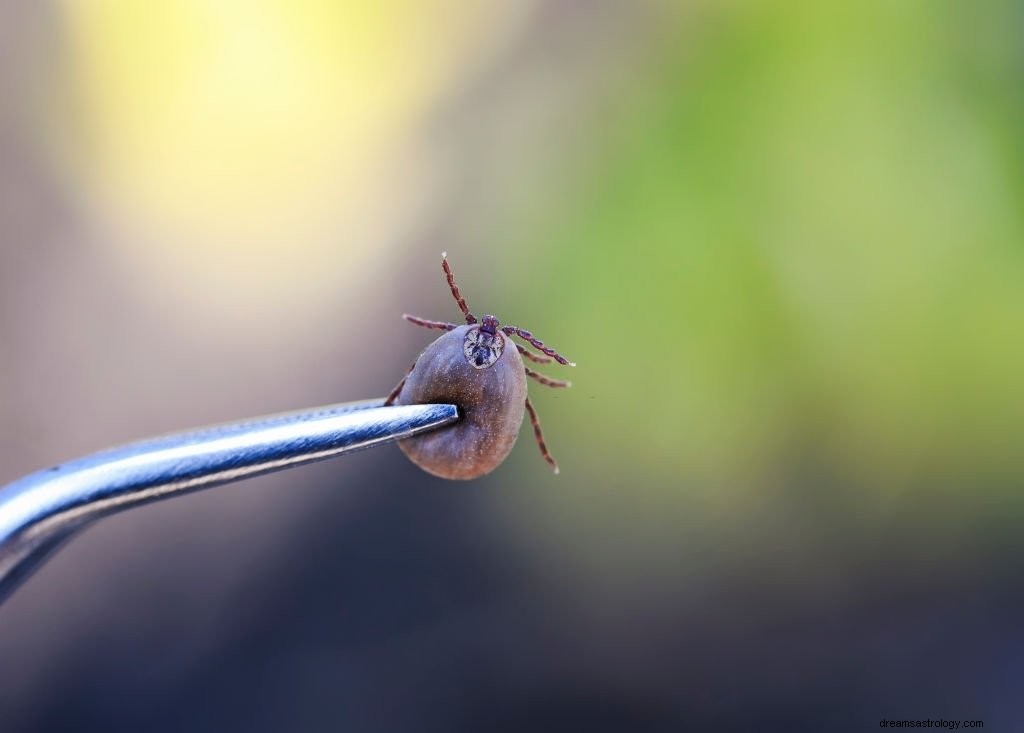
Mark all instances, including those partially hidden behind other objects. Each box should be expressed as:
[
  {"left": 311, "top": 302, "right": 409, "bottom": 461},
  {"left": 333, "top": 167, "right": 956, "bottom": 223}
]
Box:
[
  {"left": 398, "top": 325, "right": 525, "bottom": 479},
  {"left": 387, "top": 254, "right": 575, "bottom": 480}
]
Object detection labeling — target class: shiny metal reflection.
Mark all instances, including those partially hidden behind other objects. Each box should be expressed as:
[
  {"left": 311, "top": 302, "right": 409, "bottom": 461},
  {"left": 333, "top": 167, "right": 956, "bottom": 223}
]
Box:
[{"left": 0, "top": 400, "right": 459, "bottom": 604}]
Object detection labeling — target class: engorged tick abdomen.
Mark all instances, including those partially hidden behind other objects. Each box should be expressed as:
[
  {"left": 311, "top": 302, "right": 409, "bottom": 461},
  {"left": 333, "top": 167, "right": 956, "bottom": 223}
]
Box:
[{"left": 397, "top": 325, "right": 526, "bottom": 480}]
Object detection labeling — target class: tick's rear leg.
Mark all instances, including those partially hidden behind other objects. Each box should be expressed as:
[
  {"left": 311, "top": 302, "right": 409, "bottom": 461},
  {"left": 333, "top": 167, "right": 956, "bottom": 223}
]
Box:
[
  {"left": 441, "top": 252, "right": 477, "bottom": 324},
  {"left": 403, "top": 314, "right": 458, "bottom": 331},
  {"left": 516, "top": 343, "right": 553, "bottom": 364},
  {"left": 384, "top": 361, "right": 417, "bottom": 405},
  {"left": 525, "top": 367, "right": 571, "bottom": 389},
  {"left": 525, "top": 396, "right": 559, "bottom": 474}
]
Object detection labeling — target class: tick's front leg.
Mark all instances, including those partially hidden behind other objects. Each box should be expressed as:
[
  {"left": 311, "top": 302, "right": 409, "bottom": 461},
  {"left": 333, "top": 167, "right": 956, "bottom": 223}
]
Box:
[
  {"left": 403, "top": 314, "right": 458, "bottom": 331},
  {"left": 503, "top": 326, "right": 575, "bottom": 367}
]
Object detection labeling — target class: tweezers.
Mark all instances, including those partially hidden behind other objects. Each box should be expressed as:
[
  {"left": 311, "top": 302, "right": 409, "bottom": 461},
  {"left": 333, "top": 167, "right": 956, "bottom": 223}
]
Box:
[{"left": 0, "top": 399, "right": 458, "bottom": 605}]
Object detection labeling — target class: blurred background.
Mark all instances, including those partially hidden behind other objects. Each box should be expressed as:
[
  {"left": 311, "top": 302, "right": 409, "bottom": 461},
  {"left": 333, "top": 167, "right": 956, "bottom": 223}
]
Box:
[{"left": 1, "top": 0, "right": 1022, "bottom": 730}]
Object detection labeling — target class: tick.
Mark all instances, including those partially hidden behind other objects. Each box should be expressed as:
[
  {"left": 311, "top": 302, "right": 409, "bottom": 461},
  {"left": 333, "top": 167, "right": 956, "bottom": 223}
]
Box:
[{"left": 385, "top": 253, "right": 575, "bottom": 480}]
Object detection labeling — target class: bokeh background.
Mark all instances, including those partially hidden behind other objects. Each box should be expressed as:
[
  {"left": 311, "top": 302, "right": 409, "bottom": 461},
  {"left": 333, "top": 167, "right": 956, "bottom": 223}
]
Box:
[{"left": 1, "top": 1, "right": 1023, "bottom": 730}]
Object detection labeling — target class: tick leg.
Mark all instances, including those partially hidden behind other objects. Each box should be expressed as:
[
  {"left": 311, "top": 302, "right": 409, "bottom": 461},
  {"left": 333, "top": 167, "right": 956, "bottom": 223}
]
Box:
[
  {"left": 384, "top": 360, "right": 417, "bottom": 406},
  {"left": 441, "top": 252, "right": 477, "bottom": 324},
  {"left": 516, "top": 343, "right": 553, "bottom": 364},
  {"left": 503, "top": 326, "right": 576, "bottom": 367},
  {"left": 525, "top": 367, "right": 571, "bottom": 389},
  {"left": 403, "top": 314, "right": 458, "bottom": 331},
  {"left": 525, "top": 396, "right": 559, "bottom": 474}
]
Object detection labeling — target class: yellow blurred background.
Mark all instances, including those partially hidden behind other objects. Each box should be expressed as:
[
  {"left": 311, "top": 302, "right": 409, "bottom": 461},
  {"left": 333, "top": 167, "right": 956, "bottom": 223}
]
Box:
[{"left": 1, "top": 0, "right": 1022, "bottom": 729}]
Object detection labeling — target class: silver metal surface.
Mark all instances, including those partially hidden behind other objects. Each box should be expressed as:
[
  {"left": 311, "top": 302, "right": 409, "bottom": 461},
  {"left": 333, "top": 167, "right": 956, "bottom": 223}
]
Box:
[{"left": 0, "top": 399, "right": 458, "bottom": 604}]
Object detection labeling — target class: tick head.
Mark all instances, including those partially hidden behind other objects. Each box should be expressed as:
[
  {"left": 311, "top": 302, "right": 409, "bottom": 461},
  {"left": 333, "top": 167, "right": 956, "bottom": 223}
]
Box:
[{"left": 480, "top": 315, "right": 500, "bottom": 335}]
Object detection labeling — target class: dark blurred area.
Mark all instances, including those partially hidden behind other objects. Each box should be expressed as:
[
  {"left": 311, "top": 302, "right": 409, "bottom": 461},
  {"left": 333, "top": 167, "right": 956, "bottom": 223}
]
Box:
[{"left": 2, "top": 1, "right": 1023, "bottom": 731}]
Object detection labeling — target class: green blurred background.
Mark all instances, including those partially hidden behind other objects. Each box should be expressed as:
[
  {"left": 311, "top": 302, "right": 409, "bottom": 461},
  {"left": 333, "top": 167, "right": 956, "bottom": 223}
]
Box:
[{"left": 1, "top": 1, "right": 1022, "bottom": 730}]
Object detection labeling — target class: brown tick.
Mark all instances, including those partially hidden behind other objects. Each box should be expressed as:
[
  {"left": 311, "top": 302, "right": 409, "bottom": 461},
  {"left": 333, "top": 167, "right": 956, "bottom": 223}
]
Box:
[{"left": 385, "top": 253, "right": 575, "bottom": 480}]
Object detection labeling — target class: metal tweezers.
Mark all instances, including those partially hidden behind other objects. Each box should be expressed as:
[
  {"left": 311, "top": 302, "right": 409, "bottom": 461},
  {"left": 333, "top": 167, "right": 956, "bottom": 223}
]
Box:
[{"left": 0, "top": 399, "right": 458, "bottom": 605}]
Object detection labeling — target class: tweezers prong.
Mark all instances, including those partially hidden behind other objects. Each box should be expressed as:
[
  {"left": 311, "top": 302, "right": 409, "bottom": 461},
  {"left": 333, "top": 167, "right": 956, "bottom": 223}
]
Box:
[{"left": 0, "top": 399, "right": 458, "bottom": 604}]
